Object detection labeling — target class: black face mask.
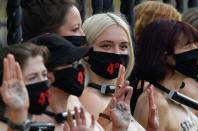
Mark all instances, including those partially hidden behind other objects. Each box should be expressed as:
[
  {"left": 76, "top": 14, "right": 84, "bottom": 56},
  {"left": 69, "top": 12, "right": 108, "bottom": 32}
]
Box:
[
  {"left": 63, "top": 36, "right": 88, "bottom": 47},
  {"left": 174, "top": 49, "right": 198, "bottom": 81},
  {"left": 88, "top": 51, "right": 129, "bottom": 79},
  {"left": 52, "top": 64, "right": 85, "bottom": 97},
  {"left": 26, "top": 80, "right": 50, "bottom": 115}
]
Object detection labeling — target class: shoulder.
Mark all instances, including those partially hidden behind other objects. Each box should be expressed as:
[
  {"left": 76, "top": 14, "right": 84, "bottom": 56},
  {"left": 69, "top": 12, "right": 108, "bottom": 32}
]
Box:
[
  {"left": 153, "top": 91, "right": 169, "bottom": 110},
  {"left": 134, "top": 89, "right": 169, "bottom": 129},
  {"left": 135, "top": 88, "right": 169, "bottom": 111},
  {"left": 67, "top": 95, "right": 82, "bottom": 110},
  {"left": 79, "top": 86, "right": 105, "bottom": 109},
  {"left": 79, "top": 87, "right": 110, "bottom": 119},
  {"left": 79, "top": 87, "right": 102, "bottom": 108}
]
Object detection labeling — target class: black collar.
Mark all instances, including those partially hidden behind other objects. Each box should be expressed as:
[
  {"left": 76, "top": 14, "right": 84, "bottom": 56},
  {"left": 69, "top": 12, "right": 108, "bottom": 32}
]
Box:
[
  {"left": 151, "top": 81, "right": 185, "bottom": 94},
  {"left": 149, "top": 81, "right": 198, "bottom": 110},
  {"left": 88, "top": 83, "right": 115, "bottom": 95},
  {"left": 44, "top": 110, "right": 73, "bottom": 123}
]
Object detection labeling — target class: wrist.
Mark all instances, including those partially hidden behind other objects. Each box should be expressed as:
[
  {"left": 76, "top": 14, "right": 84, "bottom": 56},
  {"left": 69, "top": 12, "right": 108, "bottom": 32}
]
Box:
[
  {"left": 7, "top": 118, "right": 30, "bottom": 131},
  {"left": 9, "top": 109, "right": 28, "bottom": 124}
]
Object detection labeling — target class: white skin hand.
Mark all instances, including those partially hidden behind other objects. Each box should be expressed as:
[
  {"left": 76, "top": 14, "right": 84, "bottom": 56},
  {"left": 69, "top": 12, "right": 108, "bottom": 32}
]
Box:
[
  {"left": 1, "top": 54, "right": 29, "bottom": 111},
  {"left": 64, "top": 107, "right": 95, "bottom": 131},
  {"left": 146, "top": 86, "right": 159, "bottom": 131},
  {"left": 110, "top": 65, "right": 133, "bottom": 129}
]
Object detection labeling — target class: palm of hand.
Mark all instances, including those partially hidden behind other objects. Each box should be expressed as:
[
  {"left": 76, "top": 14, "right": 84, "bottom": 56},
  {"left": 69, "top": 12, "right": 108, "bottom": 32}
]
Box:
[
  {"left": 110, "top": 101, "right": 131, "bottom": 128},
  {"left": 2, "top": 80, "right": 29, "bottom": 110},
  {"left": 1, "top": 55, "right": 29, "bottom": 111},
  {"left": 110, "top": 65, "right": 132, "bottom": 129}
]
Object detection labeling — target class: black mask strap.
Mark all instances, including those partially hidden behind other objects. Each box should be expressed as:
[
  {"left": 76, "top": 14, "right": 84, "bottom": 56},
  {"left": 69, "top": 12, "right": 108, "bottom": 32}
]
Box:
[{"left": 88, "top": 83, "right": 115, "bottom": 95}]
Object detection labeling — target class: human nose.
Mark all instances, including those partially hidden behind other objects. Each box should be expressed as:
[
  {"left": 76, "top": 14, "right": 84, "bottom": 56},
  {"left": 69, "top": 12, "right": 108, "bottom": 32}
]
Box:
[
  {"left": 113, "top": 46, "right": 121, "bottom": 54},
  {"left": 39, "top": 75, "right": 47, "bottom": 82},
  {"left": 78, "top": 28, "right": 85, "bottom": 36},
  {"left": 191, "top": 43, "right": 198, "bottom": 50}
]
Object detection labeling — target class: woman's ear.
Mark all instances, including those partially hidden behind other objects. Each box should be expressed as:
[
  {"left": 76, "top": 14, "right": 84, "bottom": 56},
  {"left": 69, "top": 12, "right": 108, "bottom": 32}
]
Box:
[
  {"left": 166, "top": 55, "right": 176, "bottom": 66},
  {"left": 164, "top": 51, "right": 176, "bottom": 66},
  {"left": 47, "top": 72, "right": 55, "bottom": 84}
]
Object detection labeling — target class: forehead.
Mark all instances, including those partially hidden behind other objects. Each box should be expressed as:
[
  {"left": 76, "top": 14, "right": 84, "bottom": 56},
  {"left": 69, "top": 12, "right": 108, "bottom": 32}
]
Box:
[
  {"left": 94, "top": 25, "right": 129, "bottom": 44},
  {"left": 65, "top": 6, "right": 81, "bottom": 26},
  {"left": 22, "top": 56, "right": 46, "bottom": 76}
]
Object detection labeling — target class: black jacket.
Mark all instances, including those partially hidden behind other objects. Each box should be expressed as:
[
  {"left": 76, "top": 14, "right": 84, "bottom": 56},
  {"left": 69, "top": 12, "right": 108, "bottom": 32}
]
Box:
[{"left": 6, "top": 0, "right": 22, "bottom": 44}]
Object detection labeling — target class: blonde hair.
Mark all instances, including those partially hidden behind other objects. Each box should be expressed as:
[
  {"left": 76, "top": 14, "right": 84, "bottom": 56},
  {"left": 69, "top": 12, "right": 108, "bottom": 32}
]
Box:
[
  {"left": 135, "top": 1, "right": 181, "bottom": 42},
  {"left": 82, "top": 13, "right": 134, "bottom": 81}
]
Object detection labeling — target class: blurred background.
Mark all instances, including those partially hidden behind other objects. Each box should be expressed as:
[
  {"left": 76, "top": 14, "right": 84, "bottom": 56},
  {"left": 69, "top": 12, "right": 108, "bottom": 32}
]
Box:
[{"left": 0, "top": 0, "right": 190, "bottom": 45}]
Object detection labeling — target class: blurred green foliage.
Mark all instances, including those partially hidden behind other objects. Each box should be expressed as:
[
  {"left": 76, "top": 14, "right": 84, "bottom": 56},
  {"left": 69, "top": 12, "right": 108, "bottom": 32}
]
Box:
[
  {"left": 114, "top": 0, "right": 121, "bottom": 11},
  {"left": 0, "top": 0, "right": 7, "bottom": 18}
]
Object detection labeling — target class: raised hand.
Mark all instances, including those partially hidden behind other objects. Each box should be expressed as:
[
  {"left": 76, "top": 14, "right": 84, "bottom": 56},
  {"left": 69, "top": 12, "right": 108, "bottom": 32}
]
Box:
[
  {"left": 110, "top": 88, "right": 133, "bottom": 130},
  {"left": 146, "top": 86, "right": 159, "bottom": 131},
  {"left": 109, "top": 65, "right": 133, "bottom": 130},
  {"left": 1, "top": 54, "right": 29, "bottom": 111},
  {"left": 64, "top": 107, "right": 95, "bottom": 131},
  {"left": 115, "top": 64, "right": 125, "bottom": 96}
]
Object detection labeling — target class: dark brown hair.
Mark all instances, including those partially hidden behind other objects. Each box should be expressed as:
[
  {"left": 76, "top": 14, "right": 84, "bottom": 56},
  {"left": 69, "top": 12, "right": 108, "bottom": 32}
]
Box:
[
  {"left": 0, "top": 42, "right": 49, "bottom": 70},
  {"left": 0, "top": 42, "right": 49, "bottom": 116},
  {"left": 135, "top": 20, "right": 198, "bottom": 82},
  {"left": 22, "top": 0, "right": 75, "bottom": 41}
]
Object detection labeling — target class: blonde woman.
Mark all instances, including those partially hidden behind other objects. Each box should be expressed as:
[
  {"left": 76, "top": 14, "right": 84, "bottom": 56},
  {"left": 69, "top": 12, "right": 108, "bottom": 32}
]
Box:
[{"left": 80, "top": 13, "right": 158, "bottom": 131}]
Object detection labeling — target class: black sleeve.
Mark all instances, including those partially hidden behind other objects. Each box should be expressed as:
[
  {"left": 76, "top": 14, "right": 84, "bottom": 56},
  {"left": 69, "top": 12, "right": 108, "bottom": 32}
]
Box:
[
  {"left": 6, "top": 0, "right": 22, "bottom": 45},
  {"left": 120, "top": 0, "right": 136, "bottom": 43},
  {"left": 128, "top": 69, "right": 144, "bottom": 115}
]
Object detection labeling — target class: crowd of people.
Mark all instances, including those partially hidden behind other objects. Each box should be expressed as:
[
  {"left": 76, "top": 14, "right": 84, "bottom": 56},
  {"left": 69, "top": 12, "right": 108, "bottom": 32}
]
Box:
[{"left": 0, "top": 0, "right": 198, "bottom": 131}]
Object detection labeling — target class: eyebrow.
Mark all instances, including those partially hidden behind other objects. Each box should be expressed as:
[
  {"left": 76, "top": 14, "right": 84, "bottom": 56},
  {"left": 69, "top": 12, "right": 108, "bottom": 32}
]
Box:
[
  {"left": 120, "top": 41, "right": 129, "bottom": 44},
  {"left": 26, "top": 73, "right": 38, "bottom": 78},
  {"left": 99, "top": 40, "right": 129, "bottom": 44},
  {"left": 99, "top": 40, "right": 113, "bottom": 44}
]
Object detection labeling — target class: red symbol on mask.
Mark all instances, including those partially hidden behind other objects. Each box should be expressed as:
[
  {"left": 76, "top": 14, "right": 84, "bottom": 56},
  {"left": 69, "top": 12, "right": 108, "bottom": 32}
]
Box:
[
  {"left": 107, "top": 63, "right": 120, "bottom": 75},
  {"left": 78, "top": 71, "right": 84, "bottom": 85},
  {"left": 196, "top": 60, "right": 198, "bottom": 66},
  {"left": 38, "top": 93, "right": 46, "bottom": 106},
  {"left": 115, "top": 62, "right": 120, "bottom": 68},
  {"left": 38, "top": 90, "right": 50, "bottom": 106}
]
